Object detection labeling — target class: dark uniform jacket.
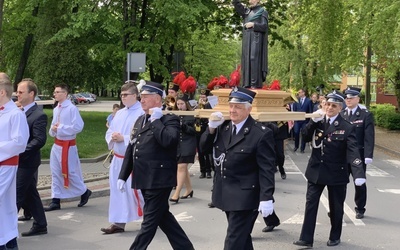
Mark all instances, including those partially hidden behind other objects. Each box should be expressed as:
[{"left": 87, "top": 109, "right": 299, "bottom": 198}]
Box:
[
  {"left": 200, "top": 116, "right": 276, "bottom": 211},
  {"left": 177, "top": 115, "right": 196, "bottom": 157},
  {"left": 119, "top": 113, "right": 180, "bottom": 189},
  {"left": 19, "top": 104, "right": 48, "bottom": 169},
  {"left": 341, "top": 106, "right": 375, "bottom": 160},
  {"left": 302, "top": 115, "right": 365, "bottom": 185}
]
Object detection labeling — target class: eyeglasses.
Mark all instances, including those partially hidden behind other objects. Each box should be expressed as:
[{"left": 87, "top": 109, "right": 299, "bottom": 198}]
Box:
[
  {"left": 326, "top": 103, "right": 338, "bottom": 108},
  {"left": 53, "top": 91, "right": 66, "bottom": 94},
  {"left": 120, "top": 93, "right": 135, "bottom": 98}
]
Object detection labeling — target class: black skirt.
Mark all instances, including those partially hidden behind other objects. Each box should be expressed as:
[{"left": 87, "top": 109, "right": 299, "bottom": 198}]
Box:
[{"left": 177, "top": 155, "right": 195, "bottom": 164}]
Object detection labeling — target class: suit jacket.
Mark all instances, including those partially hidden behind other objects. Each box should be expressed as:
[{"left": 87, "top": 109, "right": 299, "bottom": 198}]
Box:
[
  {"left": 177, "top": 115, "right": 197, "bottom": 157},
  {"left": 341, "top": 106, "right": 375, "bottom": 160},
  {"left": 119, "top": 113, "right": 180, "bottom": 189},
  {"left": 302, "top": 115, "right": 365, "bottom": 185},
  {"left": 200, "top": 116, "right": 276, "bottom": 211},
  {"left": 19, "top": 104, "right": 48, "bottom": 169},
  {"left": 293, "top": 97, "right": 313, "bottom": 114}
]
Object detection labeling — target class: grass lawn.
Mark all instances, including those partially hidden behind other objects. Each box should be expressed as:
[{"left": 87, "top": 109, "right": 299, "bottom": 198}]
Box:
[{"left": 41, "top": 109, "right": 109, "bottom": 159}]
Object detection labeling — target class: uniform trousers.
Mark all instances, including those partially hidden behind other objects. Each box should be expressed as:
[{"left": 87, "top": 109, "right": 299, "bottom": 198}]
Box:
[
  {"left": 224, "top": 209, "right": 258, "bottom": 250},
  {"left": 300, "top": 182, "right": 346, "bottom": 243},
  {"left": 16, "top": 167, "right": 47, "bottom": 227},
  {"left": 275, "top": 139, "right": 285, "bottom": 175},
  {"left": 349, "top": 162, "right": 367, "bottom": 214},
  {"left": 129, "top": 188, "right": 193, "bottom": 250},
  {"left": 196, "top": 134, "right": 213, "bottom": 174},
  {"left": 263, "top": 211, "right": 280, "bottom": 226}
]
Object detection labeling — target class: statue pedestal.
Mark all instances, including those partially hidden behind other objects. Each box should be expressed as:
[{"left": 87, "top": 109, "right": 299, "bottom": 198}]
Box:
[{"left": 196, "top": 88, "right": 308, "bottom": 122}]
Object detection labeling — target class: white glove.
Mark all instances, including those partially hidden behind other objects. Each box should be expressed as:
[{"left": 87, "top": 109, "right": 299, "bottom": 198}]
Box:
[
  {"left": 355, "top": 178, "right": 366, "bottom": 186},
  {"left": 365, "top": 158, "right": 373, "bottom": 165},
  {"left": 258, "top": 200, "right": 274, "bottom": 217},
  {"left": 150, "top": 107, "right": 163, "bottom": 122},
  {"left": 311, "top": 109, "right": 325, "bottom": 122},
  {"left": 208, "top": 112, "right": 224, "bottom": 129},
  {"left": 117, "top": 179, "right": 126, "bottom": 192}
]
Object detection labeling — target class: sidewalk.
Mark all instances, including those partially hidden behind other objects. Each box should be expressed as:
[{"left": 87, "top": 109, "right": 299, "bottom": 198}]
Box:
[{"left": 38, "top": 127, "right": 400, "bottom": 204}]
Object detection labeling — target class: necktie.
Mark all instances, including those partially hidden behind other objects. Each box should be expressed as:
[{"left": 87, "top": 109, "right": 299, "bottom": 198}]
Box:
[
  {"left": 349, "top": 110, "right": 352, "bottom": 119},
  {"left": 143, "top": 114, "right": 150, "bottom": 128},
  {"left": 230, "top": 125, "right": 237, "bottom": 144},
  {"left": 325, "top": 118, "right": 330, "bottom": 131},
  {"left": 0, "top": 106, "right": 4, "bottom": 111}
]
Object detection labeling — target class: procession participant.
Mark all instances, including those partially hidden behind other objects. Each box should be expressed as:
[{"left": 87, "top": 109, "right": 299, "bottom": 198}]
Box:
[
  {"left": 0, "top": 74, "right": 29, "bottom": 249},
  {"left": 118, "top": 81, "right": 194, "bottom": 250},
  {"left": 45, "top": 83, "right": 91, "bottom": 211},
  {"left": 200, "top": 86, "right": 276, "bottom": 250},
  {"left": 294, "top": 90, "right": 366, "bottom": 248},
  {"left": 195, "top": 88, "right": 213, "bottom": 179},
  {"left": 101, "top": 82, "right": 144, "bottom": 234},
  {"left": 342, "top": 87, "right": 375, "bottom": 219},
  {"left": 16, "top": 79, "right": 48, "bottom": 237},
  {"left": 292, "top": 88, "right": 313, "bottom": 153},
  {"left": 169, "top": 92, "right": 196, "bottom": 203}
]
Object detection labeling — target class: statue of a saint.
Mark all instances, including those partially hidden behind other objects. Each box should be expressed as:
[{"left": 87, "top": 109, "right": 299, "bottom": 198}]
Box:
[{"left": 232, "top": 0, "right": 268, "bottom": 89}]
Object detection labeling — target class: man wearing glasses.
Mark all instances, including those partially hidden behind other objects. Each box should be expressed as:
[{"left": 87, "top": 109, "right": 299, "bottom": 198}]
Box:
[
  {"left": 342, "top": 87, "right": 375, "bottom": 219},
  {"left": 294, "top": 90, "right": 366, "bottom": 247},
  {"left": 45, "top": 83, "right": 92, "bottom": 211},
  {"left": 101, "top": 82, "right": 144, "bottom": 234}
]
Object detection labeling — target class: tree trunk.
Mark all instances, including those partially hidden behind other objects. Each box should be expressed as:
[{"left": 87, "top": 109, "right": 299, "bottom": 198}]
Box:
[
  {"left": 365, "top": 45, "right": 372, "bottom": 109},
  {"left": 13, "top": 6, "right": 39, "bottom": 89}
]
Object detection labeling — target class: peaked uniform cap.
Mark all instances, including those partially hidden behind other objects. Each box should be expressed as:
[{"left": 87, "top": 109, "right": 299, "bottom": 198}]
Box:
[
  {"left": 344, "top": 87, "right": 361, "bottom": 98},
  {"left": 140, "top": 81, "right": 164, "bottom": 97},
  {"left": 326, "top": 90, "right": 345, "bottom": 103},
  {"left": 229, "top": 87, "right": 256, "bottom": 104}
]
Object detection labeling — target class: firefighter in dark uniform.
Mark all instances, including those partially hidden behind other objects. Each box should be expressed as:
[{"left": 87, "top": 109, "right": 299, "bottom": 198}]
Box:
[
  {"left": 341, "top": 87, "right": 375, "bottom": 219},
  {"left": 195, "top": 88, "right": 214, "bottom": 179},
  {"left": 200, "top": 87, "right": 276, "bottom": 250},
  {"left": 293, "top": 90, "right": 366, "bottom": 248},
  {"left": 118, "top": 81, "right": 194, "bottom": 250}
]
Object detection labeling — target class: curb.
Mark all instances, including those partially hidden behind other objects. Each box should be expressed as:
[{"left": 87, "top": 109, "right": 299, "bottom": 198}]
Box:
[
  {"left": 41, "top": 153, "right": 109, "bottom": 164},
  {"left": 41, "top": 187, "right": 110, "bottom": 205},
  {"left": 375, "top": 144, "right": 400, "bottom": 159}
]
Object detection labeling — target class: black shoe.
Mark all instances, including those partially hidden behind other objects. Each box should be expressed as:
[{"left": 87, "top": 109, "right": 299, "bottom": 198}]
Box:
[
  {"left": 169, "top": 197, "right": 179, "bottom": 203},
  {"left": 327, "top": 239, "right": 340, "bottom": 246},
  {"left": 206, "top": 172, "right": 212, "bottom": 179},
  {"left": 293, "top": 147, "right": 298, "bottom": 152},
  {"left": 293, "top": 240, "right": 313, "bottom": 248},
  {"left": 21, "top": 226, "right": 48, "bottom": 237},
  {"left": 44, "top": 203, "right": 61, "bottom": 212},
  {"left": 5, "top": 238, "right": 17, "bottom": 250},
  {"left": 78, "top": 189, "right": 92, "bottom": 207},
  {"left": 281, "top": 173, "right": 286, "bottom": 179},
  {"left": 18, "top": 215, "right": 32, "bottom": 221},
  {"left": 199, "top": 173, "right": 206, "bottom": 179},
  {"left": 262, "top": 223, "right": 280, "bottom": 232},
  {"left": 356, "top": 212, "right": 364, "bottom": 219},
  {"left": 180, "top": 190, "right": 193, "bottom": 199},
  {"left": 208, "top": 202, "right": 215, "bottom": 208},
  {"left": 300, "top": 150, "right": 305, "bottom": 153}
]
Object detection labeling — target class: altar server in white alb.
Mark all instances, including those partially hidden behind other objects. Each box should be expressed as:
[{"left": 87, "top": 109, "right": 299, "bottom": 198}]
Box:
[
  {"left": 0, "top": 74, "right": 29, "bottom": 249},
  {"left": 101, "top": 82, "right": 145, "bottom": 234},
  {"left": 45, "top": 83, "right": 92, "bottom": 211}
]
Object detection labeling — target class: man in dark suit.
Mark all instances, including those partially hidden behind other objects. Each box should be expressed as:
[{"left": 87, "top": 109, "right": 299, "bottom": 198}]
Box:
[
  {"left": 342, "top": 87, "right": 375, "bottom": 219},
  {"left": 16, "top": 78, "right": 48, "bottom": 236},
  {"left": 294, "top": 91, "right": 366, "bottom": 248},
  {"left": 118, "top": 81, "right": 193, "bottom": 250},
  {"left": 200, "top": 87, "right": 276, "bottom": 250},
  {"left": 292, "top": 88, "right": 313, "bottom": 153}
]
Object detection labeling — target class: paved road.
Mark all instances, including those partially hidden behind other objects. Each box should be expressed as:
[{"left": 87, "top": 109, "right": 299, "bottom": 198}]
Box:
[{"left": 19, "top": 144, "right": 400, "bottom": 250}]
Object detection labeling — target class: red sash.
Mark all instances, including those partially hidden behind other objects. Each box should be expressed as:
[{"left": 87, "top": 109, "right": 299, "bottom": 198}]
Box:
[
  {"left": 55, "top": 138, "right": 76, "bottom": 188},
  {"left": 114, "top": 153, "right": 124, "bottom": 159},
  {"left": 0, "top": 156, "right": 19, "bottom": 166}
]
